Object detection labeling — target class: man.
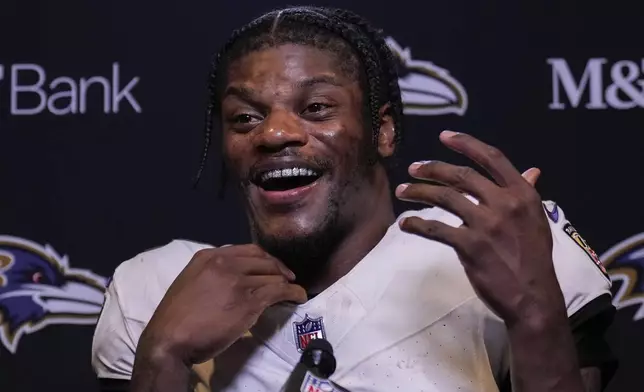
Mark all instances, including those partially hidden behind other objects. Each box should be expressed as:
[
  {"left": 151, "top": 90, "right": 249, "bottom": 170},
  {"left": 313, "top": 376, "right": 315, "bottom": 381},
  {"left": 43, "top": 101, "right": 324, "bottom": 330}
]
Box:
[{"left": 92, "top": 6, "right": 616, "bottom": 392}]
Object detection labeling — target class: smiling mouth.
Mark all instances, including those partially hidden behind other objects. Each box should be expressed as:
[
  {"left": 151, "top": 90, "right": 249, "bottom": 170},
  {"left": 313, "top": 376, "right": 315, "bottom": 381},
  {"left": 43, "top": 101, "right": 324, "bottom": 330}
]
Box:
[{"left": 253, "top": 167, "right": 323, "bottom": 192}]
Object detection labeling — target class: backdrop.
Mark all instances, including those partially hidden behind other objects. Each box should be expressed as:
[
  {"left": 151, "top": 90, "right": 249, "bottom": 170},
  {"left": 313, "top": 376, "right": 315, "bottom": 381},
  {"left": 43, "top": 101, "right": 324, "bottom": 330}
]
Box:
[{"left": 1, "top": 1, "right": 643, "bottom": 391}]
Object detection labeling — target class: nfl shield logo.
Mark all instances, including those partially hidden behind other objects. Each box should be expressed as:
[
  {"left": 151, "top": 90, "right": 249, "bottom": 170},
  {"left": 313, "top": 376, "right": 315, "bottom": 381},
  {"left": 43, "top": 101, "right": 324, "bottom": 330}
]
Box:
[
  {"left": 293, "top": 314, "right": 326, "bottom": 353},
  {"left": 300, "top": 371, "right": 337, "bottom": 392}
]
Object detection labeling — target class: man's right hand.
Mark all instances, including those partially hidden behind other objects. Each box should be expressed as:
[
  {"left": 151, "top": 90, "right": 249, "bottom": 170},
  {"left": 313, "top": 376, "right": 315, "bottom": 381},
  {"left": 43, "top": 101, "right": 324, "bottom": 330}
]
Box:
[{"left": 133, "top": 244, "right": 307, "bottom": 369}]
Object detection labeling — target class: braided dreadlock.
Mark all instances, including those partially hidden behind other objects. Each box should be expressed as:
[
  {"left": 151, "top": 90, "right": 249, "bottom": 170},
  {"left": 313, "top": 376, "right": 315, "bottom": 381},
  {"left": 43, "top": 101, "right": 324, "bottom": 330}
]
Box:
[{"left": 193, "top": 6, "right": 404, "bottom": 189}]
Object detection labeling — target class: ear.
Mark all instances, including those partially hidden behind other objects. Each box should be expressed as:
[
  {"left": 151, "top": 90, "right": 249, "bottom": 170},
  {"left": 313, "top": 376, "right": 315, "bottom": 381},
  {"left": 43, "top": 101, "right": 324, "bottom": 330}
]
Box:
[{"left": 377, "top": 103, "right": 396, "bottom": 158}]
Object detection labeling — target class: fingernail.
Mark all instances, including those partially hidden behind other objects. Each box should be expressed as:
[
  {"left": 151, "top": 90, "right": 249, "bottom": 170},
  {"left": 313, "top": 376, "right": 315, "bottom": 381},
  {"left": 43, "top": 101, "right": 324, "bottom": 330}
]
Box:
[
  {"left": 410, "top": 160, "right": 432, "bottom": 171},
  {"left": 441, "top": 130, "right": 459, "bottom": 138},
  {"left": 396, "top": 183, "right": 409, "bottom": 195},
  {"left": 286, "top": 269, "right": 296, "bottom": 280}
]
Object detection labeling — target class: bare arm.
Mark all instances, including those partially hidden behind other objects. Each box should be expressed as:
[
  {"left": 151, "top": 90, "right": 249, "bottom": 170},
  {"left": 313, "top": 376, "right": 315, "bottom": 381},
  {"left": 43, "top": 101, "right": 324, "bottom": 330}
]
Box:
[
  {"left": 506, "top": 310, "right": 585, "bottom": 392},
  {"left": 130, "top": 344, "right": 192, "bottom": 392}
]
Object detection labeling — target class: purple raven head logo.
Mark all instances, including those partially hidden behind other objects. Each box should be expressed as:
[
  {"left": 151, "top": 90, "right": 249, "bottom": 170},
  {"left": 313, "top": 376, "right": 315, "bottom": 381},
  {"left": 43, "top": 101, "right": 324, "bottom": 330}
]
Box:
[
  {"left": 601, "top": 233, "right": 644, "bottom": 322},
  {"left": 0, "top": 235, "right": 107, "bottom": 353}
]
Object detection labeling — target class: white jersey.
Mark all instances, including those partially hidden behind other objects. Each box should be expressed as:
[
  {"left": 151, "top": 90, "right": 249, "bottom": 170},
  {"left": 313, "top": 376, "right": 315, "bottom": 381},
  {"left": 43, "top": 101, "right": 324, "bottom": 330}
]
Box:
[{"left": 92, "top": 201, "right": 612, "bottom": 392}]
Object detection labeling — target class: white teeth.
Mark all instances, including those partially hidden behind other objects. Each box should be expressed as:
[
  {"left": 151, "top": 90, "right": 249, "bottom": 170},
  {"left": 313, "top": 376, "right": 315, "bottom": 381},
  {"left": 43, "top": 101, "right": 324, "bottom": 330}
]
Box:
[{"left": 260, "top": 167, "right": 319, "bottom": 183}]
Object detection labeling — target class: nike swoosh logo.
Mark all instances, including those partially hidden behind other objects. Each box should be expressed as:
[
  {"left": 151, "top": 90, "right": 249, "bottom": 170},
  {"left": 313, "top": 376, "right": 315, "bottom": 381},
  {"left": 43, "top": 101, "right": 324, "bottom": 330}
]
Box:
[{"left": 543, "top": 202, "right": 559, "bottom": 223}]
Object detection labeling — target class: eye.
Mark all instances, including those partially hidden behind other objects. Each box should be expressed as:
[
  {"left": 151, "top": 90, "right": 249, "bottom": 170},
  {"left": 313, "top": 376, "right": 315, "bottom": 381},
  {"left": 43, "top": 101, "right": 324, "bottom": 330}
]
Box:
[
  {"left": 226, "top": 112, "right": 263, "bottom": 134},
  {"left": 303, "top": 103, "right": 329, "bottom": 113},
  {"left": 233, "top": 114, "right": 254, "bottom": 124}
]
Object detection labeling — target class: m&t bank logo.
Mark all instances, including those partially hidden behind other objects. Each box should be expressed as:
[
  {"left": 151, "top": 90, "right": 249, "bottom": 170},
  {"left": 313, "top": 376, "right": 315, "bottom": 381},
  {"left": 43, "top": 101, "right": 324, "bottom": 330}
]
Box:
[
  {"left": 548, "top": 58, "right": 644, "bottom": 110},
  {"left": 0, "top": 62, "right": 141, "bottom": 116}
]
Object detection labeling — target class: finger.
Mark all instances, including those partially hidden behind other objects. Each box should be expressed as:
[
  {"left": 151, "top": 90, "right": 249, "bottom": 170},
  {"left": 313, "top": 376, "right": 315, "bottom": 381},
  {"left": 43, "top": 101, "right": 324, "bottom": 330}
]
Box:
[
  {"left": 439, "top": 131, "right": 523, "bottom": 188},
  {"left": 243, "top": 275, "right": 289, "bottom": 288},
  {"left": 396, "top": 183, "right": 483, "bottom": 226},
  {"left": 407, "top": 160, "right": 498, "bottom": 202},
  {"left": 399, "top": 216, "right": 467, "bottom": 250},
  {"left": 521, "top": 167, "right": 541, "bottom": 187},
  {"left": 236, "top": 245, "right": 297, "bottom": 280},
  {"left": 215, "top": 244, "right": 296, "bottom": 279},
  {"left": 253, "top": 282, "right": 308, "bottom": 306},
  {"left": 222, "top": 243, "right": 271, "bottom": 258},
  {"left": 227, "top": 257, "right": 296, "bottom": 281},
  {"left": 267, "top": 258, "right": 297, "bottom": 281}
]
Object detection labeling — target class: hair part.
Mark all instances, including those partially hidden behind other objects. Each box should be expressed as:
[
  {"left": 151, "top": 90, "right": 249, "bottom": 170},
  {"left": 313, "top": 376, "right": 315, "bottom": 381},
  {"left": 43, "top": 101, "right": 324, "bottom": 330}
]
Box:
[{"left": 193, "top": 6, "right": 404, "bottom": 188}]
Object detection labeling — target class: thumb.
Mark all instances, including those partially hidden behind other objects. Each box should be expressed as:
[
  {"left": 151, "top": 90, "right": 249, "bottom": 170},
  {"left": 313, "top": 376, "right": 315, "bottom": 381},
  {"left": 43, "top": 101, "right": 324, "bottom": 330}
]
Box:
[{"left": 521, "top": 167, "right": 541, "bottom": 187}]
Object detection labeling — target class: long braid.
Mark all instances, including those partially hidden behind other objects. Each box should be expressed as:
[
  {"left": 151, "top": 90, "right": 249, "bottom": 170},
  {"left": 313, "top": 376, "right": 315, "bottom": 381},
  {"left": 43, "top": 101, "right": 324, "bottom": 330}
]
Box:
[{"left": 193, "top": 6, "right": 405, "bottom": 189}]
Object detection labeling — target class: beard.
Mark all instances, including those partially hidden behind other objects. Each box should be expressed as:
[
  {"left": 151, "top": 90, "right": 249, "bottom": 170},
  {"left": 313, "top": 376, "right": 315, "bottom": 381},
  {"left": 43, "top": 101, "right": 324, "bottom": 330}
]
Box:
[
  {"left": 255, "top": 204, "right": 348, "bottom": 287},
  {"left": 251, "top": 183, "right": 346, "bottom": 289}
]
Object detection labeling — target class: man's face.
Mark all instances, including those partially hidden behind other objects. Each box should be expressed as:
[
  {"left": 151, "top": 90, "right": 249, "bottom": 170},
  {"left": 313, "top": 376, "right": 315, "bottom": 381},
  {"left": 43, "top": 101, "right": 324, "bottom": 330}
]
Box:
[{"left": 220, "top": 43, "right": 382, "bottom": 260}]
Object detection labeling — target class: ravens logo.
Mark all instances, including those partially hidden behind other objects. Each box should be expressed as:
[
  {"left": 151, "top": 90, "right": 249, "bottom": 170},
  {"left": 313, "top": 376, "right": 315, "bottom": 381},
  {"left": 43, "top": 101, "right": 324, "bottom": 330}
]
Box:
[
  {"left": 601, "top": 233, "right": 644, "bottom": 322},
  {"left": 0, "top": 235, "right": 107, "bottom": 353},
  {"left": 385, "top": 36, "right": 468, "bottom": 116}
]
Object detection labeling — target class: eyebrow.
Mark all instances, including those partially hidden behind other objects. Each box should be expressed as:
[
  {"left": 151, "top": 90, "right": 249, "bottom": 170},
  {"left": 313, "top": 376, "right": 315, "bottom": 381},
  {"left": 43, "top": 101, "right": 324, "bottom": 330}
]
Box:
[
  {"left": 222, "top": 75, "right": 344, "bottom": 101},
  {"left": 222, "top": 85, "right": 257, "bottom": 103},
  {"left": 294, "top": 75, "right": 344, "bottom": 89}
]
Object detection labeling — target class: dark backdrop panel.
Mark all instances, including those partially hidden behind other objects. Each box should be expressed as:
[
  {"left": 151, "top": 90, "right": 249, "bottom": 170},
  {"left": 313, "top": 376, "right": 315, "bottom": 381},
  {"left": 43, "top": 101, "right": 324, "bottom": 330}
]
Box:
[{"left": 1, "top": 1, "right": 642, "bottom": 391}]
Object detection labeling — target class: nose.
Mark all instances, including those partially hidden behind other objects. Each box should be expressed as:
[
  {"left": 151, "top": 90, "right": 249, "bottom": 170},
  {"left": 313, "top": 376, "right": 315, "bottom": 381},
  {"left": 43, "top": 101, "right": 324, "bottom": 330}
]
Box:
[{"left": 253, "top": 110, "right": 308, "bottom": 152}]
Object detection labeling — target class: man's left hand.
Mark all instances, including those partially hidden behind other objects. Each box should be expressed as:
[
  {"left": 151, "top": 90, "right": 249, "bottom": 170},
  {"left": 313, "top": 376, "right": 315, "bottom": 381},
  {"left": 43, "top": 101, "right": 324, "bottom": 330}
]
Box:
[{"left": 395, "top": 130, "right": 565, "bottom": 327}]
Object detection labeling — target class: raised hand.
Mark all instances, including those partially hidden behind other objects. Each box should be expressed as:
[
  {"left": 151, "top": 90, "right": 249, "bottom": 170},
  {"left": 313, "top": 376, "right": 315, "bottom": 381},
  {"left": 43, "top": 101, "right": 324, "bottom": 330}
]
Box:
[
  {"left": 395, "top": 131, "right": 586, "bottom": 391},
  {"left": 395, "top": 131, "right": 562, "bottom": 326}
]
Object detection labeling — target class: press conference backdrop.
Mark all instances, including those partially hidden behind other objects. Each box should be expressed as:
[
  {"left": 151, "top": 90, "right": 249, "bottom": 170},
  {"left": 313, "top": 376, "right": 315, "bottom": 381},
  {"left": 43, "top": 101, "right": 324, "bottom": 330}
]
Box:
[{"left": 1, "top": 0, "right": 642, "bottom": 391}]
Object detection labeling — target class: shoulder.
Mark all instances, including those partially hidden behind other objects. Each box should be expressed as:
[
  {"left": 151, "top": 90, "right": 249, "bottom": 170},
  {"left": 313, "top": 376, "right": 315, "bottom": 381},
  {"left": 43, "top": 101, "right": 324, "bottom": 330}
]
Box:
[
  {"left": 399, "top": 200, "right": 613, "bottom": 316},
  {"left": 400, "top": 201, "right": 615, "bottom": 381},
  {"left": 378, "top": 207, "right": 480, "bottom": 309},
  {"left": 91, "top": 239, "right": 214, "bottom": 380},
  {"left": 115, "top": 238, "right": 213, "bottom": 276},
  {"left": 110, "top": 239, "right": 214, "bottom": 321}
]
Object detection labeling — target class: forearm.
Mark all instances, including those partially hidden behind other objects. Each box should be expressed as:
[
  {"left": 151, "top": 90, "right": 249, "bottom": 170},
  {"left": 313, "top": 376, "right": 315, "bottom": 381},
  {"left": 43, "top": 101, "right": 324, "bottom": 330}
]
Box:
[
  {"left": 130, "top": 348, "right": 191, "bottom": 392},
  {"left": 507, "top": 309, "right": 585, "bottom": 392}
]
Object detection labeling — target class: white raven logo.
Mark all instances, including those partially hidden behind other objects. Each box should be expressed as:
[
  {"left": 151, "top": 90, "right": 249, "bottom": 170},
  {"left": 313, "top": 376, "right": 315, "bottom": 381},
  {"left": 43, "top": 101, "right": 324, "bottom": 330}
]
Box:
[{"left": 385, "top": 37, "right": 468, "bottom": 116}]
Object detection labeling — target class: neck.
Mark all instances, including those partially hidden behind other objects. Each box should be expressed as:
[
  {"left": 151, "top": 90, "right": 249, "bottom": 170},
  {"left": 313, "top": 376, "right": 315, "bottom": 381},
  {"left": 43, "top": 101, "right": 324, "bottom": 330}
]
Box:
[{"left": 306, "top": 167, "right": 396, "bottom": 294}]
